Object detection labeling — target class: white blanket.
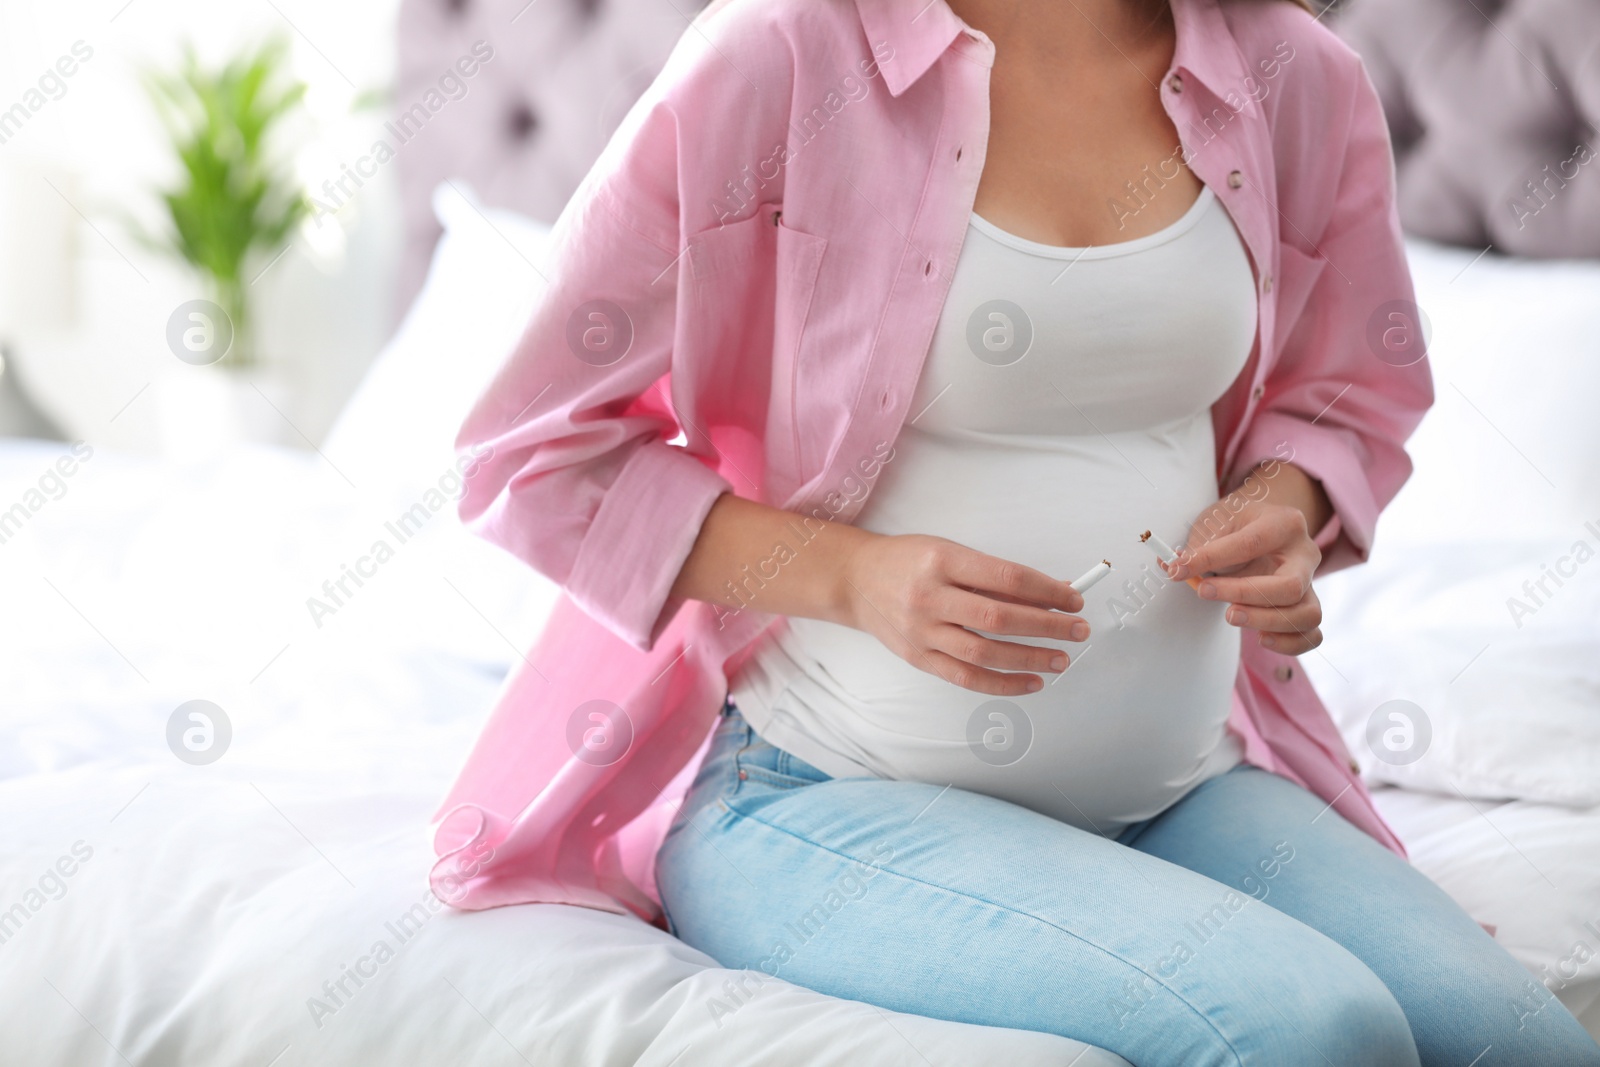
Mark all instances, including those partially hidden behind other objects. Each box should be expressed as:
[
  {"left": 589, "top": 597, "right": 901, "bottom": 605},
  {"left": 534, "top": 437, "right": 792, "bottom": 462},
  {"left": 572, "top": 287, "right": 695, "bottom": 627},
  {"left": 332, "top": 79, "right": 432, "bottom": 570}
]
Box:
[{"left": 1, "top": 763, "right": 1124, "bottom": 1067}]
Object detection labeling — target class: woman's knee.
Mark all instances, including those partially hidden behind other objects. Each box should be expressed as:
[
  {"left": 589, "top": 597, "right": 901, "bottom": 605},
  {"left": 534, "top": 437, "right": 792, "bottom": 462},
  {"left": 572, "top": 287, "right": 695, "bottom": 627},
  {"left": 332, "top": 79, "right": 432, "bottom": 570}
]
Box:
[
  {"left": 1431, "top": 971, "right": 1600, "bottom": 1066},
  {"left": 1294, "top": 968, "right": 1418, "bottom": 1067},
  {"left": 1194, "top": 924, "right": 1420, "bottom": 1067},
  {"left": 1061, "top": 908, "right": 1415, "bottom": 1066}
]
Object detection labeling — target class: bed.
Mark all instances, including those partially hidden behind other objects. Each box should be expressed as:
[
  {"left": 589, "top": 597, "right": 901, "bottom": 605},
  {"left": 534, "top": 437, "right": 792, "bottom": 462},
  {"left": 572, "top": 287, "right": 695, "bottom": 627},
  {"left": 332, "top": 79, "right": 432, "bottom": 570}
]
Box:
[{"left": 4, "top": 0, "right": 1598, "bottom": 1063}]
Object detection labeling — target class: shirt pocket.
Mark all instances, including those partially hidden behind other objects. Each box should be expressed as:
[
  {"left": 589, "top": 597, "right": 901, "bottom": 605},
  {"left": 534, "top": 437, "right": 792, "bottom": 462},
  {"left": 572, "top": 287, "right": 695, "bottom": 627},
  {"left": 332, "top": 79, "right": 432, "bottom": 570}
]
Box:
[
  {"left": 1272, "top": 241, "right": 1330, "bottom": 352},
  {"left": 775, "top": 216, "right": 829, "bottom": 481},
  {"left": 685, "top": 202, "right": 828, "bottom": 491}
]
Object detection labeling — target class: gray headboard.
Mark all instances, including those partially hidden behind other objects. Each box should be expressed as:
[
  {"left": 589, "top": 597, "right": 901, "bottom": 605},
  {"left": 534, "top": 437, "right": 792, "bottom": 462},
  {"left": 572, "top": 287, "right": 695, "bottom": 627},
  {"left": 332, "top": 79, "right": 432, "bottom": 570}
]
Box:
[
  {"left": 393, "top": 0, "right": 1600, "bottom": 316},
  {"left": 1336, "top": 0, "right": 1600, "bottom": 258},
  {"left": 392, "top": 0, "right": 711, "bottom": 316}
]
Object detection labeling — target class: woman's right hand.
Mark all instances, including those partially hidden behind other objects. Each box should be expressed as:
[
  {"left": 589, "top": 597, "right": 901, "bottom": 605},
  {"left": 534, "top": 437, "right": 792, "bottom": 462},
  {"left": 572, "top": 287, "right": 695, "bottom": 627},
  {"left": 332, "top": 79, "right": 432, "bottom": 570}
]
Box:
[
  {"left": 670, "top": 494, "right": 1089, "bottom": 695},
  {"left": 838, "top": 532, "right": 1090, "bottom": 696}
]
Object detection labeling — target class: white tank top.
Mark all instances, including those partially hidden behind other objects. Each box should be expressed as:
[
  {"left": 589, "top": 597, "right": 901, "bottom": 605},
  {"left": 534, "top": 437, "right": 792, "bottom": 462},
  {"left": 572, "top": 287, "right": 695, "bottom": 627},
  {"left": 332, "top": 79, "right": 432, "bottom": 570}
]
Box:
[{"left": 729, "top": 183, "right": 1257, "bottom": 837}]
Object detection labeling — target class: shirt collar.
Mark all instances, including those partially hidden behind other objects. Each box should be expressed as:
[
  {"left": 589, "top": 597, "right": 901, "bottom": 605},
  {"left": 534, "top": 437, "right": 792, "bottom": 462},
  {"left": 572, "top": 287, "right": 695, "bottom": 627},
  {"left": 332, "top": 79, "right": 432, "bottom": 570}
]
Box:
[
  {"left": 854, "top": 0, "right": 1249, "bottom": 102},
  {"left": 1168, "top": 0, "right": 1253, "bottom": 102},
  {"left": 852, "top": 0, "right": 970, "bottom": 96}
]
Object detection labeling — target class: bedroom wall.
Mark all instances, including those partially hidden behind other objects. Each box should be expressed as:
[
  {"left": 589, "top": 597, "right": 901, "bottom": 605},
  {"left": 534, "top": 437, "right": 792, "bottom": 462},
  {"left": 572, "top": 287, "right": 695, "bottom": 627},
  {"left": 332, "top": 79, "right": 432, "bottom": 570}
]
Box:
[{"left": 0, "top": 0, "right": 403, "bottom": 454}]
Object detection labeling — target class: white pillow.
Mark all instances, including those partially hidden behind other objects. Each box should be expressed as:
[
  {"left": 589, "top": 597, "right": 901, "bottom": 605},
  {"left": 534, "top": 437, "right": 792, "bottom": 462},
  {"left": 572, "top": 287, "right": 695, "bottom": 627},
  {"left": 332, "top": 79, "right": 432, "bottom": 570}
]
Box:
[
  {"left": 323, "top": 182, "right": 552, "bottom": 497},
  {"left": 1372, "top": 239, "right": 1600, "bottom": 546},
  {"left": 320, "top": 183, "right": 561, "bottom": 669},
  {"left": 1306, "top": 239, "right": 1600, "bottom": 806},
  {"left": 1308, "top": 538, "right": 1600, "bottom": 806}
]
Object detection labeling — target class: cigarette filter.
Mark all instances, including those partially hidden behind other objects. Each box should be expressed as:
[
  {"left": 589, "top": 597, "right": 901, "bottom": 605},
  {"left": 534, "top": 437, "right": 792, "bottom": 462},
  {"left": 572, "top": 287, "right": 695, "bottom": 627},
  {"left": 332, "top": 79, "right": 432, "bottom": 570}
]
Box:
[{"left": 1140, "top": 529, "right": 1203, "bottom": 590}]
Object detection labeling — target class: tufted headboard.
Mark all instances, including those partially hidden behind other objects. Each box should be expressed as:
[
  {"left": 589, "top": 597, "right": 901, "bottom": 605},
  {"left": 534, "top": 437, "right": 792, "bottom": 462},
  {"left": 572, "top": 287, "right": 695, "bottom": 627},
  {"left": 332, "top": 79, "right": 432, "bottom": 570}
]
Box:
[
  {"left": 1335, "top": 0, "right": 1600, "bottom": 258},
  {"left": 392, "top": 0, "right": 1600, "bottom": 315},
  {"left": 391, "top": 0, "right": 711, "bottom": 316}
]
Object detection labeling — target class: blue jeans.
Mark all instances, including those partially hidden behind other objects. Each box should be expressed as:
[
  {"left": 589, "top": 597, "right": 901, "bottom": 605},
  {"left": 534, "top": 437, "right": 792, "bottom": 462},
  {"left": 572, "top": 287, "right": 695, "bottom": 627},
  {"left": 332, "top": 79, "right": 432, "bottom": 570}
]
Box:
[{"left": 656, "top": 702, "right": 1600, "bottom": 1067}]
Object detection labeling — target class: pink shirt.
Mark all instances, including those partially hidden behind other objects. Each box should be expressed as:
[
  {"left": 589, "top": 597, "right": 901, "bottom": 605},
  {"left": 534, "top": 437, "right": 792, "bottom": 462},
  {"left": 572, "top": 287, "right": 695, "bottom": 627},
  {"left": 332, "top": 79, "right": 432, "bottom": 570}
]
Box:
[{"left": 432, "top": 0, "right": 1434, "bottom": 919}]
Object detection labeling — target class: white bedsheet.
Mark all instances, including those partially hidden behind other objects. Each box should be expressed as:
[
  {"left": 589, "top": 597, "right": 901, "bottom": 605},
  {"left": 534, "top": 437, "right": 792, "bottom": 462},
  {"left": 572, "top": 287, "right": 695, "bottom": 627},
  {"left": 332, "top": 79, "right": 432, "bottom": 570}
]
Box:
[{"left": 0, "top": 763, "right": 1123, "bottom": 1067}]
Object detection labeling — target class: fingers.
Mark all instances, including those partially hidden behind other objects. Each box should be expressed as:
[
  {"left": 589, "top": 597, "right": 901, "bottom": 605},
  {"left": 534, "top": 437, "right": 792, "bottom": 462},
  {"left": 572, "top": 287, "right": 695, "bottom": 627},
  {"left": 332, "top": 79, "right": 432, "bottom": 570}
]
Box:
[
  {"left": 1255, "top": 626, "right": 1322, "bottom": 655},
  {"left": 1169, "top": 508, "right": 1306, "bottom": 580},
  {"left": 869, "top": 618, "right": 1049, "bottom": 696},
  {"left": 919, "top": 644, "right": 1051, "bottom": 697},
  {"left": 1196, "top": 569, "right": 1310, "bottom": 607},
  {"left": 1224, "top": 581, "right": 1323, "bottom": 655},
  {"left": 946, "top": 548, "right": 1084, "bottom": 615},
  {"left": 940, "top": 589, "right": 1090, "bottom": 643},
  {"left": 863, "top": 538, "right": 1094, "bottom": 695},
  {"left": 899, "top": 544, "right": 1091, "bottom": 695},
  {"left": 928, "top": 622, "right": 1068, "bottom": 675},
  {"left": 1223, "top": 597, "right": 1321, "bottom": 635},
  {"left": 1177, "top": 523, "right": 1322, "bottom": 655}
]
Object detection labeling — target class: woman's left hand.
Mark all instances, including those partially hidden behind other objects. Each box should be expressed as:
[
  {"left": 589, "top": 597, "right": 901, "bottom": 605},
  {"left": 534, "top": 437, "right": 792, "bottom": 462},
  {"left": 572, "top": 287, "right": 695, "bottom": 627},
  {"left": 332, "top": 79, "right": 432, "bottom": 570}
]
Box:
[{"left": 1165, "top": 465, "right": 1327, "bottom": 655}]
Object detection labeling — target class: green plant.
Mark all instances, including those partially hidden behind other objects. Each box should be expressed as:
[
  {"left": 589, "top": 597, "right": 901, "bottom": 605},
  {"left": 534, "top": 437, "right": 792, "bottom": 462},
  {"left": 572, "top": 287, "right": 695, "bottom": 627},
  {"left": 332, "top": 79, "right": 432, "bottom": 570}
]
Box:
[{"left": 143, "top": 38, "right": 307, "bottom": 369}]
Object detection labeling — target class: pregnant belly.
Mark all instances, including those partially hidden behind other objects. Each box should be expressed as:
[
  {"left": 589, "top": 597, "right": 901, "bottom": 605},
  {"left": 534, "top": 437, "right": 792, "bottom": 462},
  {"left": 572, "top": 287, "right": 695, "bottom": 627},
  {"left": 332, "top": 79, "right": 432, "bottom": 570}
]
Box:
[
  {"left": 779, "top": 585, "right": 1242, "bottom": 833},
  {"left": 771, "top": 416, "right": 1245, "bottom": 832}
]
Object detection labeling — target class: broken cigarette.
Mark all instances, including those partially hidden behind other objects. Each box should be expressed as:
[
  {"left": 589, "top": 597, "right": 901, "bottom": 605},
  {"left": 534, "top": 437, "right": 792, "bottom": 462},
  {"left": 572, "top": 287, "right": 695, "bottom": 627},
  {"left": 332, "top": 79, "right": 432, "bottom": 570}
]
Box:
[
  {"left": 1070, "top": 559, "right": 1113, "bottom": 593},
  {"left": 1140, "top": 529, "right": 1203, "bottom": 590}
]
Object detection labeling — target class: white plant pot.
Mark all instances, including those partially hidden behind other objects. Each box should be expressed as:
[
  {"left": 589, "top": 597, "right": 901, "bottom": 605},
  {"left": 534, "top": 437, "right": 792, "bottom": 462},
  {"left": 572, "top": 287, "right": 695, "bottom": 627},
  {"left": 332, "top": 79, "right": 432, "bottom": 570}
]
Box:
[{"left": 157, "top": 364, "right": 294, "bottom": 460}]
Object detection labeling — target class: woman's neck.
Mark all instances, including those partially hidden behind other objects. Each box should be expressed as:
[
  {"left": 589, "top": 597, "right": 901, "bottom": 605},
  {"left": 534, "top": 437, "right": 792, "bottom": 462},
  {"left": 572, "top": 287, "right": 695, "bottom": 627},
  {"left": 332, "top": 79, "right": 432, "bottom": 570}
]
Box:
[{"left": 944, "top": 0, "right": 1173, "bottom": 63}]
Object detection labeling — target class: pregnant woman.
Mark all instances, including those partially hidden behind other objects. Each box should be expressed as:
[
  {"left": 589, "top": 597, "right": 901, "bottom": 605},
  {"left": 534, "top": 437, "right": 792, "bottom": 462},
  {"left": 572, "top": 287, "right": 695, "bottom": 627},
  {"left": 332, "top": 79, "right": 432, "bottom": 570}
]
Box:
[{"left": 434, "top": 0, "right": 1600, "bottom": 1063}]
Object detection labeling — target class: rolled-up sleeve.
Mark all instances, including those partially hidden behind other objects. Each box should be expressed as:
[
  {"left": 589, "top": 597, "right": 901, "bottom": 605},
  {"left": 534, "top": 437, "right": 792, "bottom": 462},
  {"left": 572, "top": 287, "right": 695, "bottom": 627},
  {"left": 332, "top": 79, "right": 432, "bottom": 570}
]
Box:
[
  {"left": 453, "top": 83, "right": 732, "bottom": 652},
  {"left": 1226, "top": 51, "right": 1434, "bottom": 575}
]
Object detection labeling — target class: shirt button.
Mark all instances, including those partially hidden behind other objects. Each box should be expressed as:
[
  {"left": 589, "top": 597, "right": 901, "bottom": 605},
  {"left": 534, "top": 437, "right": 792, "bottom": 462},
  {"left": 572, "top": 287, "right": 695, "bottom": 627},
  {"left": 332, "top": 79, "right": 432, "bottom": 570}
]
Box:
[
  {"left": 1348, "top": 757, "right": 1362, "bottom": 774},
  {"left": 1227, "top": 170, "right": 1243, "bottom": 189},
  {"left": 1167, "top": 73, "right": 1183, "bottom": 94},
  {"left": 1251, "top": 384, "right": 1265, "bottom": 400},
  {"left": 1262, "top": 273, "right": 1273, "bottom": 293},
  {"left": 1274, "top": 664, "right": 1294, "bottom": 682}
]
